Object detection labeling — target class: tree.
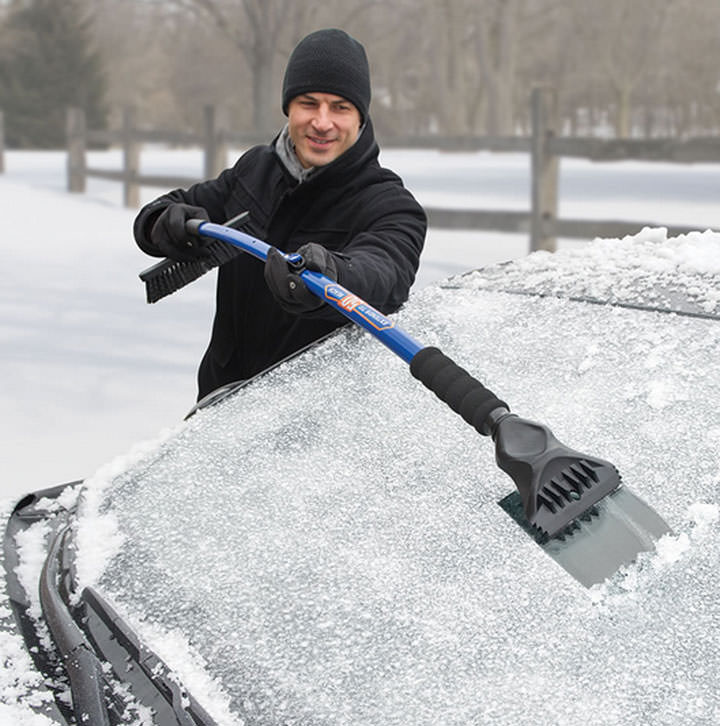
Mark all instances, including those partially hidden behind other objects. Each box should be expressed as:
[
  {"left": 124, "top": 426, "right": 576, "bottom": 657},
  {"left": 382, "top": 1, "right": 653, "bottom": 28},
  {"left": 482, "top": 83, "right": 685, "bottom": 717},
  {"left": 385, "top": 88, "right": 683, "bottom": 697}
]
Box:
[
  {"left": 162, "top": 0, "right": 394, "bottom": 134},
  {"left": 51, "top": 0, "right": 720, "bottom": 140},
  {"left": 167, "top": 0, "right": 297, "bottom": 133},
  {"left": 0, "top": 0, "right": 107, "bottom": 147},
  {"left": 565, "top": 0, "right": 674, "bottom": 138}
]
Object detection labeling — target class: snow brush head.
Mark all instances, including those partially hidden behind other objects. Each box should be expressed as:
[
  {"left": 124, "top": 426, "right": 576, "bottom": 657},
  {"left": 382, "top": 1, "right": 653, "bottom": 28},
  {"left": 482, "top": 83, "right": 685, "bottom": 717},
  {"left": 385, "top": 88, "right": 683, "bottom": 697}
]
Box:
[
  {"left": 139, "top": 212, "right": 250, "bottom": 304},
  {"left": 491, "top": 413, "right": 622, "bottom": 539}
]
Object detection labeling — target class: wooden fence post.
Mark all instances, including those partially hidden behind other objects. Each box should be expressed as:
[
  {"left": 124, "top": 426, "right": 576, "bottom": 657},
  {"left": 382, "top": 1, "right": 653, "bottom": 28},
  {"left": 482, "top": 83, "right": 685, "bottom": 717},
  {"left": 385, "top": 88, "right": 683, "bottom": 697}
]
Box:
[
  {"left": 66, "top": 107, "right": 86, "bottom": 193},
  {"left": 530, "top": 87, "right": 559, "bottom": 252},
  {"left": 122, "top": 106, "right": 140, "bottom": 207},
  {"left": 0, "top": 111, "right": 4, "bottom": 173},
  {"left": 204, "top": 105, "right": 228, "bottom": 179}
]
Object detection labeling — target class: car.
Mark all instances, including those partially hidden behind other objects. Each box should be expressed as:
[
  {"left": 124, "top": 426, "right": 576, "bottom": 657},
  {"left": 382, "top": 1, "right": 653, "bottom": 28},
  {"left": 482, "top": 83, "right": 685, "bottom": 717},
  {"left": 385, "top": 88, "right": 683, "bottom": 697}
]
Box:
[{"left": 3, "top": 227, "right": 719, "bottom": 725}]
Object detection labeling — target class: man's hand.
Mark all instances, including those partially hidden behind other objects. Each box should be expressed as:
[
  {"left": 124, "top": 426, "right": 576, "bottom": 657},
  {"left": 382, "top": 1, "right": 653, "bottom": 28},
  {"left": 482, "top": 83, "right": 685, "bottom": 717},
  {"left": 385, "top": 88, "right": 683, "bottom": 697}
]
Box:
[
  {"left": 150, "top": 203, "right": 211, "bottom": 261},
  {"left": 265, "top": 243, "right": 339, "bottom": 314}
]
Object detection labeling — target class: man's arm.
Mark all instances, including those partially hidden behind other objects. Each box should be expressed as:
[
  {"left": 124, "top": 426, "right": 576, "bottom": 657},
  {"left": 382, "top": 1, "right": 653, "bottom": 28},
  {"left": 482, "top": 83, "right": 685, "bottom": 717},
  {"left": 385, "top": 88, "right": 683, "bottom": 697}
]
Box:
[
  {"left": 302, "top": 188, "right": 427, "bottom": 320},
  {"left": 338, "top": 192, "right": 427, "bottom": 313}
]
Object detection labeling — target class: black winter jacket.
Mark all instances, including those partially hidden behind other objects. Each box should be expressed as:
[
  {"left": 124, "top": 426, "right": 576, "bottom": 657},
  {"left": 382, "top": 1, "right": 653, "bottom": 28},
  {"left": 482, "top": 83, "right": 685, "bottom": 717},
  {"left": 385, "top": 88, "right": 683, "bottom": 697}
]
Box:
[{"left": 134, "top": 120, "right": 427, "bottom": 400}]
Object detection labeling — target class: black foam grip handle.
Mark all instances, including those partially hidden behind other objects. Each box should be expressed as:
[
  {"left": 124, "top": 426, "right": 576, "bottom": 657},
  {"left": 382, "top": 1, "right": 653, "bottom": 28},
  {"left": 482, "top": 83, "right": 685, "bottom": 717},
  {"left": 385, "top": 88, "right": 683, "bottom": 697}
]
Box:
[{"left": 409, "top": 346, "right": 508, "bottom": 436}]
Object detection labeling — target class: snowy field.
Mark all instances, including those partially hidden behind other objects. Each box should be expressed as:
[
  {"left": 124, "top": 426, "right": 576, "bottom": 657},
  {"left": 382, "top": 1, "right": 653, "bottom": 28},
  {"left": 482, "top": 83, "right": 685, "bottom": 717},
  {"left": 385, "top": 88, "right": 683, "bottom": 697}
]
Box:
[{"left": 0, "top": 147, "right": 718, "bottom": 504}]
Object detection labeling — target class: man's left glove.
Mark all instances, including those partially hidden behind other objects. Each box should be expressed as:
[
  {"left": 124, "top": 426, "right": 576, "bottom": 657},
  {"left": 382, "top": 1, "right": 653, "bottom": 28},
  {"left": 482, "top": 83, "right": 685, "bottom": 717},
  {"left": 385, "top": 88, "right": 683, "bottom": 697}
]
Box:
[{"left": 265, "top": 243, "right": 339, "bottom": 315}]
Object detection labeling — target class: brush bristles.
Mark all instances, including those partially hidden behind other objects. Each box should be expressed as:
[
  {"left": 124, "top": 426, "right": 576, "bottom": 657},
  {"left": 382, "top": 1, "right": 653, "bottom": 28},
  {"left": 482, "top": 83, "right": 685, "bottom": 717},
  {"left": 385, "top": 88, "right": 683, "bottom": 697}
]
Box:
[{"left": 140, "top": 240, "right": 243, "bottom": 303}]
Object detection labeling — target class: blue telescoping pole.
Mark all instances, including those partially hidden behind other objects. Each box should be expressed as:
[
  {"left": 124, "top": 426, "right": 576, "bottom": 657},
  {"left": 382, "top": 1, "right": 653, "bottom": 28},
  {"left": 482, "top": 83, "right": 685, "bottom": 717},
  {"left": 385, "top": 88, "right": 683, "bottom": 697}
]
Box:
[
  {"left": 194, "top": 222, "right": 425, "bottom": 364},
  {"left": 188, "top": 222, "right": 631, "bottom": 543}
]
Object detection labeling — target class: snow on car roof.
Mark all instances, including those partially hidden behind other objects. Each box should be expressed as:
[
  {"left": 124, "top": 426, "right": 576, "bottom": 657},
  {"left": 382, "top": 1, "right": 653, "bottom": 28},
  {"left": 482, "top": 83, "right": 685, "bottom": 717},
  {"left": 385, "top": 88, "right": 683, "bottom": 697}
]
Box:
[
  {"left": 458, "top": 227, "right": 720, "bottom": 317},
  {"left": 76, "top": 229, "right": 720, "bottom": 725}
]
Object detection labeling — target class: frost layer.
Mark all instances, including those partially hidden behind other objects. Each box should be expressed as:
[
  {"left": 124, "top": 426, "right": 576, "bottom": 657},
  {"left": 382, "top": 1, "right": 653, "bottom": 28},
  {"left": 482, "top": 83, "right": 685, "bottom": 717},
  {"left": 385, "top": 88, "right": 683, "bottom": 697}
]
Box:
[{"left": 79, "top": 231, "right": 720, "bottom": 726}]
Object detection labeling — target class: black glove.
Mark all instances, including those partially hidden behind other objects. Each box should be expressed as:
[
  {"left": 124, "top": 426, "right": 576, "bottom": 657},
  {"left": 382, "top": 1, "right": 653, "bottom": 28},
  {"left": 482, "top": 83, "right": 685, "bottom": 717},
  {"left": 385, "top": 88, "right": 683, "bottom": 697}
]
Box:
[
  {"left": 264, "top": 243, "right": 339, "bottom": 315},
  {"left": 150, "top": 203, "right": 210, "bottom": 261}
]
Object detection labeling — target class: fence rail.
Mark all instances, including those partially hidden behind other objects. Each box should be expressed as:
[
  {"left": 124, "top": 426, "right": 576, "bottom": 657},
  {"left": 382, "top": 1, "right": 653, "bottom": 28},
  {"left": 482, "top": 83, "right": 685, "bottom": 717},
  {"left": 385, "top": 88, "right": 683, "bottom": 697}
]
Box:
[
  {"left": 550, "top": 135, "right": 720, "bottom": 163},
  {"left": 1, "top": 91, "right": 718, "bottom": 251}
]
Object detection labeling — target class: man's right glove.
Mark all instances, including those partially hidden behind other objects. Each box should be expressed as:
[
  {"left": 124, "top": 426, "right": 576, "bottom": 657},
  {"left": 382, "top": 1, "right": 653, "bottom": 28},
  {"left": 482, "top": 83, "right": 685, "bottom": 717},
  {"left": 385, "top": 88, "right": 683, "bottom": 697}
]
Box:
[
  {"left": 265, "top": 243, "right": 339, "bottom": 315},
  {"left": 150, "top": 203, "right": 211, "bottom": 261}
]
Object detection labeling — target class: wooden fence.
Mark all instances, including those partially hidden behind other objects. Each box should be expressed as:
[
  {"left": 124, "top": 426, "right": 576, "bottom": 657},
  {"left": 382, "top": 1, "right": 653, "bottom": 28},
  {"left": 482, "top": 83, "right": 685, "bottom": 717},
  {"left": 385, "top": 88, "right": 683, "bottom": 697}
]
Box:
[
  {"left": 65, "top": 105, "right": 239, "bottom": 208},
  {"left": 2, "top": 90, "right": 719, "bottom": 251}
]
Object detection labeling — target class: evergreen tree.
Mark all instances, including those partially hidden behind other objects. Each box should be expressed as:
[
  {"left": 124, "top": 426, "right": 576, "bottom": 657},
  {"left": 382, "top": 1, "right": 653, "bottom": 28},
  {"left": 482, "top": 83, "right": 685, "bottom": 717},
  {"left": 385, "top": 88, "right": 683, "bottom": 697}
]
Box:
[{"left": 0, "top": 0, "right": 107, "bottom": 148}]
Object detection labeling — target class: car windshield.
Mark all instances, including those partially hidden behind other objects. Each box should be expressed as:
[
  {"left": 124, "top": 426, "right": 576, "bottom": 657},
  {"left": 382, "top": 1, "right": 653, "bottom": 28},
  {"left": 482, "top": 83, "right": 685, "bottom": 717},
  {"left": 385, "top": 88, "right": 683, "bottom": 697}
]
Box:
[{"left": 75, "top": 231, "right": 720, "bottom": 726}]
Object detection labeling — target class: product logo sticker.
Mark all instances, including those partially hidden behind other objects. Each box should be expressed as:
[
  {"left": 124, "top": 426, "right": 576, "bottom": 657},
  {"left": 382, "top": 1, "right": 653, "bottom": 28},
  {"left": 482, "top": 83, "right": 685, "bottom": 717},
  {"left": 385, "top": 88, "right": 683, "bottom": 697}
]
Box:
[{"left": 324, "top": 284, "right": 395, "bottom": 331}]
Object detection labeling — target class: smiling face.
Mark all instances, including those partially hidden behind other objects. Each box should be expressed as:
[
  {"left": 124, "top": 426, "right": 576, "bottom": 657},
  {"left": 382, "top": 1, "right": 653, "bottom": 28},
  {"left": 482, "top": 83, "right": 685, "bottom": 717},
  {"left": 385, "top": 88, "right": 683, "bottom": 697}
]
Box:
[{"left": 287, "top": 92, "right": 362, "bottom": 169}]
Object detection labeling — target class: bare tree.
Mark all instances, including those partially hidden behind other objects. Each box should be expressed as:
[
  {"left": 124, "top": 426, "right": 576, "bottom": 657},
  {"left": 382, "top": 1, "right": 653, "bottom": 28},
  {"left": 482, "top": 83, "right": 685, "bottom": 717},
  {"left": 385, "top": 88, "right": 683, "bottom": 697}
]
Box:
[
  {"left": 417, "top": 0, "right": 563, "bottom": 136},
  {"left": 81, "top": 0, "right": 720, "bottom": 139},
  {"left": 473, "top": 0, "right": 518, "bottom": 134},
  {"left": 567, "top": 0, "right": 675, "bottom": 137},
  {"left": 164, "top": 0, "right": 295, "bottom": 132},
  {"left": 655, "top": 0, "right": 720, "bottom": 136}
]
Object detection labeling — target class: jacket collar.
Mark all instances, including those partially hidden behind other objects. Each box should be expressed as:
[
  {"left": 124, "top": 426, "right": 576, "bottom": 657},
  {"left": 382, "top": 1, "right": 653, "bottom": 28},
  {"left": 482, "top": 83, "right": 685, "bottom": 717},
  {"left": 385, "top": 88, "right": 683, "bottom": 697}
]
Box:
[
  {"left": 274, "top": 124, "right": 317, "bottom": 183},
  {"left": 273, "top": 119, "right": 378, "bottom": 187}
]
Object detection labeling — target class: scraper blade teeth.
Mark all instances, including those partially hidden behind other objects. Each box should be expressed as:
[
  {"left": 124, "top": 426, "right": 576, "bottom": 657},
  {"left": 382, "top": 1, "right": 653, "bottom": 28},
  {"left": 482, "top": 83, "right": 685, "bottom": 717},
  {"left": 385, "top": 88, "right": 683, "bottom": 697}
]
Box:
[
  {"left": 530, "top": 516, "right": 581, "bottom": 544},
  {"left": 531, "top": 459, "right": 621, "bottom": 538},
  {"left": 579, "top": 506, "right": 599, "bottom": 523},
  {"left": 534, "top": 499, "right": 606, "bottom": 543}
]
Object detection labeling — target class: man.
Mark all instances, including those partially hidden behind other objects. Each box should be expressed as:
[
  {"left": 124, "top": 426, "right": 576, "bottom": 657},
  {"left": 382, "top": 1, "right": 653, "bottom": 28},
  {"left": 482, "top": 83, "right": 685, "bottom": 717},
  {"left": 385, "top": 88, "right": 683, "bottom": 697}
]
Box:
[{"left": 133, "top": 28, "right": 427, "bottom": 402}]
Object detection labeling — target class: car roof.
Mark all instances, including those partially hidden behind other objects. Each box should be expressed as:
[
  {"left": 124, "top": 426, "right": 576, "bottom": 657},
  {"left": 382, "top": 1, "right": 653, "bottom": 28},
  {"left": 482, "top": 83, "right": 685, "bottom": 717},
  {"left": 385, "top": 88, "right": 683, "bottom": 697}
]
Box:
[
  {"left": 76, "top": 229, "right": 720, "bottom": 725},
  {"left": 455, "top": 228, "right": 720, "bottom": 320}
]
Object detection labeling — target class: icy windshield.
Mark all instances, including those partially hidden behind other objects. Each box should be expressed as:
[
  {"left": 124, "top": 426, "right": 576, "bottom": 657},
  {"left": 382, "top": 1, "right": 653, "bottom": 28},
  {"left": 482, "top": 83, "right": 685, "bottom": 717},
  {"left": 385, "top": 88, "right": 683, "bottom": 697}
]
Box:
[{"left": 76, "top": 231, "right": 720, "bottom": 726}]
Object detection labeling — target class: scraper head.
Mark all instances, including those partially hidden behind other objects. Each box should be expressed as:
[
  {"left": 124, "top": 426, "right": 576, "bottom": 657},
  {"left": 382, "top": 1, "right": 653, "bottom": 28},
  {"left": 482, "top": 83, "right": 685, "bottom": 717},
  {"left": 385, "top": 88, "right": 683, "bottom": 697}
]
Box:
[{"left": 492, "top": 413, "right": 622, "bottom": 539}]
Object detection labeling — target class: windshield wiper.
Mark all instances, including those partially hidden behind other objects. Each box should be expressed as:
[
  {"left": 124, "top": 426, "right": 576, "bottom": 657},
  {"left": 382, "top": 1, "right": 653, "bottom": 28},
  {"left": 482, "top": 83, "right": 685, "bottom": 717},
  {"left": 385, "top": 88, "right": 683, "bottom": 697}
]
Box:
[
  {"left": 40, "top": 523, "right": 112, "bottom": 725},
  {"left": 7, "top": 483, "right": 218, "bottom": 725},
  {"left": 81, "top": 585, "right": 217, "bottom": 725}
]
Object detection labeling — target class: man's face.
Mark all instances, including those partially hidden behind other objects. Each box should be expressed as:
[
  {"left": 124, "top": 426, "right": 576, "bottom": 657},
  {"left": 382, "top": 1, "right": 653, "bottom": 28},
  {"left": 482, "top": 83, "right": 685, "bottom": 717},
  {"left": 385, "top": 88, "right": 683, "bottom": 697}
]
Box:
[{"left": 287, "top": 92, "right": 362, "bottom": 169}]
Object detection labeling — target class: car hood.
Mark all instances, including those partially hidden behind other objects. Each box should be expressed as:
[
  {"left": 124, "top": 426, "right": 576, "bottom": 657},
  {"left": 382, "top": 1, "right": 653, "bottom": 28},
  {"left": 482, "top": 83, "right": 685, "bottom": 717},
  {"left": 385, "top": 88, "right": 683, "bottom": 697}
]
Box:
[{"left": 75, "top": 229, "right": 720, "bottom": 725}]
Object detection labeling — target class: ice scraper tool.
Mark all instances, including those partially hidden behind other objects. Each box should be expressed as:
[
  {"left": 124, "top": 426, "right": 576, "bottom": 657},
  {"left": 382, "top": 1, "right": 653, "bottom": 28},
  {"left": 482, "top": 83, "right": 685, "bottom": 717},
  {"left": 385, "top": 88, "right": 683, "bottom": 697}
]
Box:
[
  {"left": 138, "top": 211, "right": 250, "bottom": 303},
  {"left": 140, "top": 220, "right": 671, "bottom": 587}
]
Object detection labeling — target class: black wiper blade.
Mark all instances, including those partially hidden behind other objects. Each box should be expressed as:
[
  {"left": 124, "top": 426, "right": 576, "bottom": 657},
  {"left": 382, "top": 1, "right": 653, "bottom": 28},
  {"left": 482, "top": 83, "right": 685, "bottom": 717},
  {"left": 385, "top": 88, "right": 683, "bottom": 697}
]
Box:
[
  {"left": 6, "top": 483, "right": 218, "bottom": 725},
  {"left": 81, "top": 586, "right": 218, "bottom": 725},
  {"left": 4, "top": 482, "right": 86, "bottom": 725},
  {"left": 40, "top": 524, "right": 112, "bottom": 726}
]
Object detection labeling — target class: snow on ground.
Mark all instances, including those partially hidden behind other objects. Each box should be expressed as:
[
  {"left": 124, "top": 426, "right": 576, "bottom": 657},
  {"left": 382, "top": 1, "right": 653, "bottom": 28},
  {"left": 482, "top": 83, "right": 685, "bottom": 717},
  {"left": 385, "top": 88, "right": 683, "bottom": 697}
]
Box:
[{"left": 0, "top": 146, "right": 717, "bottom": 723}]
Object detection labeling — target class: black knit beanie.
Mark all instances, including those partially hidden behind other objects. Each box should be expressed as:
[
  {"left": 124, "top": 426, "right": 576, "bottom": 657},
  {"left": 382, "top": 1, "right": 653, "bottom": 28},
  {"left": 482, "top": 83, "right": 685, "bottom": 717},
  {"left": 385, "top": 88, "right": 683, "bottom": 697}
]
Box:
[{"left": 282, "top": 29, "right": 371, "bottom": 121}]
